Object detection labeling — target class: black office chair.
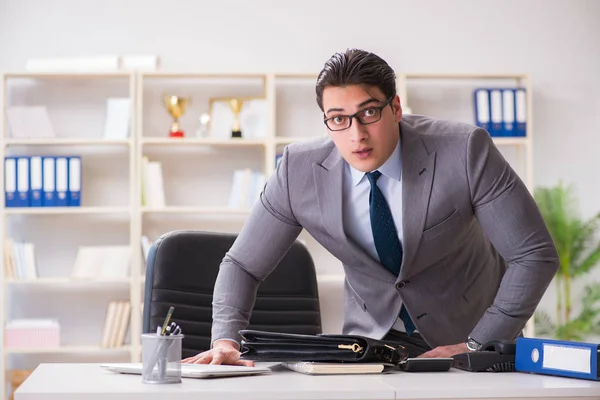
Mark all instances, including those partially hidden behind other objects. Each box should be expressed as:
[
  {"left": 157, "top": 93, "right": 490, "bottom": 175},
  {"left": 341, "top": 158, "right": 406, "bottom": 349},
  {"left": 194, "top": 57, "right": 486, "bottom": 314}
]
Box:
[{"left": 142, "top": 230, "right": 322, "bottom": 358}]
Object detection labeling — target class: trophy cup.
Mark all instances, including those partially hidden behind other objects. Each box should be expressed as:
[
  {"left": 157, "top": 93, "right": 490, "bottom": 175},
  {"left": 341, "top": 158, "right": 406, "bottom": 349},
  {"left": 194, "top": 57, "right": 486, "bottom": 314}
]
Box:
[
  {"left": 163, "top": 95, "right": 191, "bottom": 138},
  {"left": 228, "top": 98, "right": 244, "bottom": 138}
]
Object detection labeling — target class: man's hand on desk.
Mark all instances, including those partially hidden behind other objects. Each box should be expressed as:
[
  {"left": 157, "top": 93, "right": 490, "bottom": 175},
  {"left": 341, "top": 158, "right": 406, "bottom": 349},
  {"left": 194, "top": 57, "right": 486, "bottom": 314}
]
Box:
[
  {"left": 418, "top": 343, "right": 468, "bottom": 358},
  {"left": 181, "top": 339, "right": 255, "bottom": 366}
]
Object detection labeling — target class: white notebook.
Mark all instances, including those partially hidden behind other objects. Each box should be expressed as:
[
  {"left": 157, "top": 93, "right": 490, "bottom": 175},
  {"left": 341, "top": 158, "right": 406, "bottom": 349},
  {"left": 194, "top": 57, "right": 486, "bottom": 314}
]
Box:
[{"left": 281, "top": 361, "right": 386, "bottom": 375}]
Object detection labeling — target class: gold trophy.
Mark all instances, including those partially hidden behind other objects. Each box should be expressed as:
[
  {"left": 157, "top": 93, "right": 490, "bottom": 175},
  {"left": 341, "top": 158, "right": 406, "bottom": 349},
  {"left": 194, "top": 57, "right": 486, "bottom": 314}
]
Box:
[
  {"left": 228, "top": 98, "right": 244, "bottom": 138},
  {"left": 163, "top": 95, "right": 191, "bottom": 137}
]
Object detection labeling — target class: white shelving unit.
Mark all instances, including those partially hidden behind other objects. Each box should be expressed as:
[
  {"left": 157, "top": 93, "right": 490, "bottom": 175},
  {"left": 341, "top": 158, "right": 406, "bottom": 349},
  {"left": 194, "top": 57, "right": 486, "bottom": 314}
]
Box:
[
  {"left": 0, "top": 70, "right": 534, "bottom": 399},
  {"left": 0, "top": 72, "right": 138, "bottom": 400}
]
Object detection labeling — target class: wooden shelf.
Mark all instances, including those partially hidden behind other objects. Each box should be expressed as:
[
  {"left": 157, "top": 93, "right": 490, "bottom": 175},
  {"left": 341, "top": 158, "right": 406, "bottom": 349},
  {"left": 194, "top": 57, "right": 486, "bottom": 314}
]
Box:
[
  {"left": 141, "top": 206, "right": 250, "bottom": 215},
  {"left": 141, "top": 137, "right": 267, "bottom": 146},
  {"left": 5, "top": 345, "right": 132, "bottom": 354},
  {"left": 491, "top": 137, "right": 529, "bottom": 146},
  {"left": 274, "top": 73, "right": 318, "bottom": 79},
  {"left": 3, "top": 72, "right": 132, "bottom": 79},
  {"left": 275, "top": 136, "right": 323, "bottom": 145},
  {"left": 400, "top": 72, "right": 528, "bottom": 80},
  {"left": 4, "top": 278, "right": 132, "bottom": 286},
  {"left": 4, "top": 138, "right": 132, "bottom": 146},
  {"left": 140, "top": 72, "right": 266, "bottom": 79},
  {"left": 3, "top": 207, "right": 130, "bottom": 215}
]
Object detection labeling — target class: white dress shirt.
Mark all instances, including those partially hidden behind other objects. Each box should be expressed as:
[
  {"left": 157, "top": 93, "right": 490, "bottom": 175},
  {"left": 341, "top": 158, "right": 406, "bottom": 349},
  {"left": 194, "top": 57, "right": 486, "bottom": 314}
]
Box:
[{"left": 342, "top": 139, "right": 412, "bottom": 333}]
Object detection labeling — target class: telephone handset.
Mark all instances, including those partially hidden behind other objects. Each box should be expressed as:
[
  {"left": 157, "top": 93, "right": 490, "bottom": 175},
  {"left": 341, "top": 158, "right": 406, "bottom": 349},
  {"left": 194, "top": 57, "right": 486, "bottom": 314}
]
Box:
[
  {"left": 482, "top": 340, "right": 516, "bottom": 355},
  {"left": 452, "top": 340, "right": 516, "bottom": 372}
]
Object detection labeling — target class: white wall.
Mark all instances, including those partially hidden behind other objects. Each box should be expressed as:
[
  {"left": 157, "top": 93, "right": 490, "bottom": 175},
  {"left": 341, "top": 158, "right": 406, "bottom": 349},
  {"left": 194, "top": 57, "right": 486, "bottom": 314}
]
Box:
[
  {"left": 1, "top": 0, "right": 598, "bottom": 213},
  {"left": 0, "top": 0, "right": 599, "bottom": 358}
]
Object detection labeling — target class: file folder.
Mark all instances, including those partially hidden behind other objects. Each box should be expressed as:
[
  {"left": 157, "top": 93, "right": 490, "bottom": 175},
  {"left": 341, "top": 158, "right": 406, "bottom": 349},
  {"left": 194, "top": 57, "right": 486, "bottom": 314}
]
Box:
[
  {"left": 42, "top": 157, "right": 56, "bottom": 207},
  {"left": 473, "top": 89, "right": 491, "bottom": 133},
  {"left": 489, "top": 89, "right": 504, "bottom": 137},
  {"left": 16, "top": 157, "right": 30, "bottom": 207},
  {"left": 29, "top": 156, "right": 43, "bottom": 207},
  {"left": 5, "top": 157, "right": 17, "bottom": 207},
  {"left": 55, "top": 157, "right": 69, "bottom": 207},
  {"left": 502, "top": 89, "right": 516, "bottom": 137},
  {"left": 515, "top": 88, "right": 527, "bottom": 137},
  {"left": 68, "top": 156, "right": 81, "bottom": 206},
  {"left": 515, "top": 337, "right": 599, "bottom": 381}
]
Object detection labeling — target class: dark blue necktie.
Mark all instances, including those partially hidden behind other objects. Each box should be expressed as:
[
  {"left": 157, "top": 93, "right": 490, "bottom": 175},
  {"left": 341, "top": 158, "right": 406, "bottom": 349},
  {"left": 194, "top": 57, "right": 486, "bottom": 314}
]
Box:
[{"left": 367, "top": 171, "right": 416, "bottom": 335}]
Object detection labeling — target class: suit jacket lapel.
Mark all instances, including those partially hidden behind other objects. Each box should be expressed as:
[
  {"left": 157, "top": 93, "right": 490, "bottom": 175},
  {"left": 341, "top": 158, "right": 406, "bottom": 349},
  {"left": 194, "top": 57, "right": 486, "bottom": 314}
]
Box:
[
  {"left": 313, "top": 147, "right": 395, "bottom": 283},
  {"left": 400, "top": 120, "right": 436, "bottom": 280}
]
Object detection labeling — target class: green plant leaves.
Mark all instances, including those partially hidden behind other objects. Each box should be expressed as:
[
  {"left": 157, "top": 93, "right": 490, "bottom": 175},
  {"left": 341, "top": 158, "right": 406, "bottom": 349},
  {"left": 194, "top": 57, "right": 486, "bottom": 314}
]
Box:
[{"left": 533, "top": 183, "right": 600, "bottom": 341}]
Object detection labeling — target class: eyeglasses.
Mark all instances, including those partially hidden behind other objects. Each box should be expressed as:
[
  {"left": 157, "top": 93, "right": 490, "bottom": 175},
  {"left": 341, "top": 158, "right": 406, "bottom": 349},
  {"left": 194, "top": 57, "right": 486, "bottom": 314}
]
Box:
[{"left": 323, "top": 96, "right": 394, "bottom": 131}]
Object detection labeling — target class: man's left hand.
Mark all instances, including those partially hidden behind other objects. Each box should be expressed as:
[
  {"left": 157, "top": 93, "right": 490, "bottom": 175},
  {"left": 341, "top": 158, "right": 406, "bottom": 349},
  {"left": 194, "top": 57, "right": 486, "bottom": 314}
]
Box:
[{"left": 418, "top": 343, "right": 468, "bottom": 358}]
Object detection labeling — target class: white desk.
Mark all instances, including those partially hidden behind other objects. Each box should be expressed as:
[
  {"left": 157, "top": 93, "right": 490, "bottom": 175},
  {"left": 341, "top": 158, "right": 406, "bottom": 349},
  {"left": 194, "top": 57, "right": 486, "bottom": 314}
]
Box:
[{"left": 15, "top": 363, "right": 600, "bottom": 400}]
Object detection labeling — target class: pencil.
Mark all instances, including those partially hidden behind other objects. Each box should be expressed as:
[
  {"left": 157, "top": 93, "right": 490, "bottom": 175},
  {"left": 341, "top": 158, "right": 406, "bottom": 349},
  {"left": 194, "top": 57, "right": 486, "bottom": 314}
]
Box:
[{"left": 160, "top": 306, "right": 175, "bottom": 336}]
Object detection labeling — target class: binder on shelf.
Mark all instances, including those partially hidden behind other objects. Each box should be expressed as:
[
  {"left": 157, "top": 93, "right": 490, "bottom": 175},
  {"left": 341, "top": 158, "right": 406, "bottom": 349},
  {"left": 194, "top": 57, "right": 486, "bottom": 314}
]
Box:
[
  {"left": 55, "top": 157, "right": 69, "bottom": 207},
  {"left": 515, "top": 88, "right": 527, "bottom": 137},
  {"left": 68, "top": 156, "right": 81, "bottom": 207},
  {"left": 515, "top": 337, "right": 599, "bottom": 381},
  {"left": 16, "top": 157, "right": 30, "bottom": 207},
  {"left": 5, "top": 157, "right": 18, "bottom": 207},
  {"left": 489, "top": 89, "right": 504, "bottom": 137},
  {"left": 29, "top": 156, "right": 43, "bottom": 207},
  {"left": 473, "top": 88, "right": 491, "bottom": 133},
  {"left": 42, "top": 157, "right": 56, "bottom": 207},
  {"left": 502, "top": 89, "right": 516, "bottom": 137}
]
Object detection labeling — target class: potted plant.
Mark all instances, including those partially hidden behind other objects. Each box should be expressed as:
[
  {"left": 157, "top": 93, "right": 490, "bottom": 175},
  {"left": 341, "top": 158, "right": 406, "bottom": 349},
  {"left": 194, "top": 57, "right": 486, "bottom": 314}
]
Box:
[{"left": 534, "top": 182, "right": 600, "bottom": 341}]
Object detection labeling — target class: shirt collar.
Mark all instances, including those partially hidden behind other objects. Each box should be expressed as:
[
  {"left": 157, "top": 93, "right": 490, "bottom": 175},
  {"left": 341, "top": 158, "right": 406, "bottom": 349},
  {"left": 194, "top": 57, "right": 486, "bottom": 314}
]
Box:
[{"left": 350, "top": 138, "right": 402, "bottom": 186}]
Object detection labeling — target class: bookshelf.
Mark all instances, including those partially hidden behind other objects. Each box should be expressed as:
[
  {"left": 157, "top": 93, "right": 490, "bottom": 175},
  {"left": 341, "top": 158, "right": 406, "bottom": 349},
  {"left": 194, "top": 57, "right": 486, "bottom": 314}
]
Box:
[
  {"left": 0, "top": 72, "right": 137, "bottom": 400},
  {"left": 0, "top": 70, "right": 534, "bottom": 399}
]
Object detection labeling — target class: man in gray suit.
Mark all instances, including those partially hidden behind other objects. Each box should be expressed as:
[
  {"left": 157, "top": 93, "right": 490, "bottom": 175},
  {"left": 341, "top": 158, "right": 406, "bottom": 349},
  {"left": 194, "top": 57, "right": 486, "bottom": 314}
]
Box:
[{"left": 183, "top": 49, "right": 559, "bottom": 365}]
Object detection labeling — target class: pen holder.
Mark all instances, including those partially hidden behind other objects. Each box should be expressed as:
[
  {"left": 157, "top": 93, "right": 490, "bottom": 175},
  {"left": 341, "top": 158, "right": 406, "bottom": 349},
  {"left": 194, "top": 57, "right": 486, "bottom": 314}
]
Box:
[{"left": 141, "top": 333, "right": 184, "bottom": 384}]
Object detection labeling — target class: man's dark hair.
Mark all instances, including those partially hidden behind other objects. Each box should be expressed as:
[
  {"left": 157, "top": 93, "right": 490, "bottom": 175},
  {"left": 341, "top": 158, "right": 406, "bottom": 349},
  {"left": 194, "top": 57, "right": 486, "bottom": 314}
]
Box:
[{"left": 315, "top": 49, "right": 397, "bottom": 112}]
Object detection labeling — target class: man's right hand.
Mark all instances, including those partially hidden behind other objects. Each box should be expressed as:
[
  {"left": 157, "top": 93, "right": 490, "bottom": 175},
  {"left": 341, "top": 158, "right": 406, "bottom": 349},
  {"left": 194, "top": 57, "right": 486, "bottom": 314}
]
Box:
[{"left": 181, "top": 339, "right": 255, "bottom": 366}]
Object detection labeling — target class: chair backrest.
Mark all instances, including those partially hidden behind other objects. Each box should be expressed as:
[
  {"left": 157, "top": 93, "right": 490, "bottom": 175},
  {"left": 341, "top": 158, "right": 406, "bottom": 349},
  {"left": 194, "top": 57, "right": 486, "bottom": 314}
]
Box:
[{"left": 142, "top": 230, "right": 322, "bottom": 358}]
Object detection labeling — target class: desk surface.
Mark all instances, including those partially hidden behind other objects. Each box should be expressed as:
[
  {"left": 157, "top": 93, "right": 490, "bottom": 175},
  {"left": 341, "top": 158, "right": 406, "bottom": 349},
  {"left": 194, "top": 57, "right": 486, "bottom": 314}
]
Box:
[{"left": 15, "top": 363, "right": 600, "bottom": 400}]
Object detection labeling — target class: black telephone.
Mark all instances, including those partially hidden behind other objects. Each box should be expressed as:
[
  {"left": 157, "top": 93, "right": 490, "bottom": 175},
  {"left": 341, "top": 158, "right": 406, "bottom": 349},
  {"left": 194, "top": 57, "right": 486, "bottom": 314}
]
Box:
[{"left": 452, "top": 340, "right": 516, "bottom": 372}]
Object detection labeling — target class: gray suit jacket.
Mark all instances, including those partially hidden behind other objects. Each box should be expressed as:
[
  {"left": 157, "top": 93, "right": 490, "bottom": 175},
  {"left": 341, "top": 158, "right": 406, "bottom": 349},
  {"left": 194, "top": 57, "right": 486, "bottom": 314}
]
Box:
[{"left": 211, "top": 114, "right": 559, "bottom": 348}]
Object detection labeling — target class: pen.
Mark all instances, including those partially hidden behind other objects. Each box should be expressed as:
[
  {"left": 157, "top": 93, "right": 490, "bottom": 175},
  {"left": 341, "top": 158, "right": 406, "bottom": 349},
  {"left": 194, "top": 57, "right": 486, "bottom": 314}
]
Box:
[
  {"left": 160, "top": 306, "right": 175, "bottom": 336},
  {"left": 171, "top": 325, "right": 181, "bottom": 336}
]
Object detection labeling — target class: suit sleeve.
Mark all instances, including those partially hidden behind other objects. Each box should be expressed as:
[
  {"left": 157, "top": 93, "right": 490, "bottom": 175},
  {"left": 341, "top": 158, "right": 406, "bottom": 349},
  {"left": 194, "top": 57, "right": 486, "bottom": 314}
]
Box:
[
  {"left": 211, "top": 146, "right": 303, "bottom": 346},
  {"left": 466, "top": 128, "right": 559, "bottom": 345}
]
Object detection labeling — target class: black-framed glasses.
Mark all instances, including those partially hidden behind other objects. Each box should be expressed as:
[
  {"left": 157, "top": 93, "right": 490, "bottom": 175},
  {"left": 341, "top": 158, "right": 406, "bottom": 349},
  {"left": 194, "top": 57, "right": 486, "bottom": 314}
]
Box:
[{"left": 323, "top": 96, "right": 394, "bottom": 131}]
